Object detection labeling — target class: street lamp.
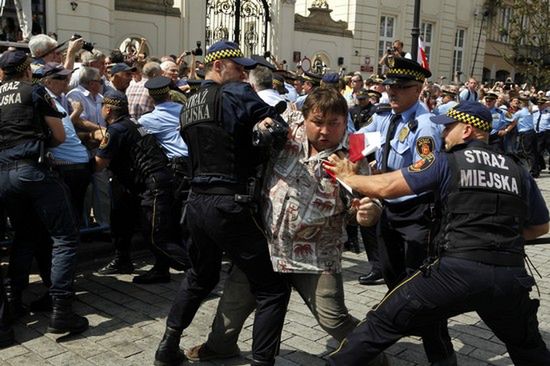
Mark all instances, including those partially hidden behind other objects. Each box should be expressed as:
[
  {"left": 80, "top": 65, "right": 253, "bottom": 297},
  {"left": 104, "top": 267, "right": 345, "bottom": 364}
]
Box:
[
  {"left": 411, "top": 0, "right": 421, "bottom": 62},
  {"left": 471, "top": 9, "right": 490, "bottom": 78}
]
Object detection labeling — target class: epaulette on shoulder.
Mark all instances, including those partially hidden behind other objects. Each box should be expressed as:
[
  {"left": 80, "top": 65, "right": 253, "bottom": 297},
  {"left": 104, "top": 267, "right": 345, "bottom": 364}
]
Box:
[
  {"left": 374, "top": 103, "right": 392, "bottom": 115},
  {"left": 408, "top": 119, "right": 418, "bottom": 132}
]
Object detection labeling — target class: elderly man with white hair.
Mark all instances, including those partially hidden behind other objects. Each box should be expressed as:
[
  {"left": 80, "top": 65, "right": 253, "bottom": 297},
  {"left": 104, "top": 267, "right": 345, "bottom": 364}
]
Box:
[{"left": 28, "top": 33, "right": 83, "bottom": 70}]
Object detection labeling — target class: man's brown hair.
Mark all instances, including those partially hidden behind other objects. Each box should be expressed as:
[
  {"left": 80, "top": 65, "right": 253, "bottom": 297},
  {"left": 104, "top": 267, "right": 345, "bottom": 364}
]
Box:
[{"left": 302, "top": 87, "right": 348, "bottom": 119}]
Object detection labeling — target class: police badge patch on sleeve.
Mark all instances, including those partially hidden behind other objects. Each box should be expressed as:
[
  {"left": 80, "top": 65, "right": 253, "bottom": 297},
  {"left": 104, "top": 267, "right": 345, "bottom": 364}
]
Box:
[
  {"left": 408, "top": 154, "right": 435, "bottom": 172},
  {"left": 416, "top": 136, "right": 435, "bottom": 157},
  {"left": 43, "top": 92, "right": 59, "bottom": 112},
  {"left": 99, "top": 132, "right": 110, "bottom": 150}
]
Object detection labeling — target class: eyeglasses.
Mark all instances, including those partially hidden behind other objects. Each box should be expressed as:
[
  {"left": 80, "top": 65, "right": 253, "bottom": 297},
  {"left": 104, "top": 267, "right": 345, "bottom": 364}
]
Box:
[{"left": 89, "top": 79, "right": 102, "bottom": 83}]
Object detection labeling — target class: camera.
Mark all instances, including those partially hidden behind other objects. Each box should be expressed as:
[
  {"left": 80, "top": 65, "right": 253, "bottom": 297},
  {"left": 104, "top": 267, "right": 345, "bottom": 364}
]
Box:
[
  {"left": 192, "top": 41, "right": 203, "bottom": 56},
  {"left": 252, "top": 119, "right": 289, "bottom": 149},
  {"left": 71, "top": 34, "right": 94, "bottom": 52},
  {"left": 387, "top": 48, "right": 393, "bottom": 54},
  {"left": 182, "top": 41, "right": 203, "bottom": 56}
]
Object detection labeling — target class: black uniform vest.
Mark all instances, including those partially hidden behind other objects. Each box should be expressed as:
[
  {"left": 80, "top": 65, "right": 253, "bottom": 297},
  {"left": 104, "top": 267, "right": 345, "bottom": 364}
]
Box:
[
  {"left": 435, "top": 142, "right": 527, "bottom": 265},
  {"left": 0, "top": 80, "right": 47, "bottom": 150},
  {"left": 350, "top": 104, "right": 375, "bottom": 130},
  {"left": 110, "top": 117, "right": 169, "bottom": 192},
  {"left": 180, "top": 82, "right": 257, "bottom": 187}
]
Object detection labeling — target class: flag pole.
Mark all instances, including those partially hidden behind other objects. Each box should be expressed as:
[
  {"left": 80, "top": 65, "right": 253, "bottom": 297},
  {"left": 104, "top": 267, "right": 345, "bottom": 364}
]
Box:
[{"left": 411, "top": 0, "right": 421, "bottom": 62}]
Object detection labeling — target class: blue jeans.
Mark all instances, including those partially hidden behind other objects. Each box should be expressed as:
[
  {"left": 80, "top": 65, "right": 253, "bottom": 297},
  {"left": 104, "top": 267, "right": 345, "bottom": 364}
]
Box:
[{"left": 0, "top": 163, "right": 79, "bottom": 298}]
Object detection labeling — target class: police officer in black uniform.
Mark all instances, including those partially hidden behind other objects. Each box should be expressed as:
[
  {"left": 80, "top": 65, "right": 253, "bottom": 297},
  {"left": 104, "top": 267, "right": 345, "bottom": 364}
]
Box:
[
  {"left": 325, "top": 101, "right": 550, "bottom": 366},
  {"left": 349, "top": 89, "right": 382, "bottom": 130},
  {"left": 0, "top": 50, "right": 88, "bottom": 341},
  {"left": 154, "top": 40, "right": 291, "bottom": 366},
  {"left": 93, "top": 90, "right": 188, "bottom": 283}
]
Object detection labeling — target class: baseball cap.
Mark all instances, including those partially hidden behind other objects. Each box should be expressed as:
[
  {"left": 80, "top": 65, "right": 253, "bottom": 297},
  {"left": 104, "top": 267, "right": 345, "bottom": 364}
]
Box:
[{"left": 110, "top": 63, "right": 137, "bottom": 75}]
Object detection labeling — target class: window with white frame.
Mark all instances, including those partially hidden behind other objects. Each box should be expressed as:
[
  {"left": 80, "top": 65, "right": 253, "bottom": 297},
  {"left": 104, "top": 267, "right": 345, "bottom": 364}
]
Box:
[
  {"left": 421, "top": 22, "right": 434, "bottom": 62},
  {"left": 499, "top": 7, "right": 511, "bottom": 43},
  {"left": 452, "top": 28, "right": 465, "bottom": 77},
  {"left": 378, "top": 15, "right": 395, "bottom": 74}
]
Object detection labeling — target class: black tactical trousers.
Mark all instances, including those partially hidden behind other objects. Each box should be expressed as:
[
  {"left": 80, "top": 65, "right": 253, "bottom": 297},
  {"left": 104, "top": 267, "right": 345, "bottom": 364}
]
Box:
[
  {"left": 327, "top": 256, "right": 550, "bottom": 365},
  {"left": 377, "top": 200, "right": 454, "bottom": 363},
  {"left": 166, "top": 192, "right": 290, "bottom": 365}
]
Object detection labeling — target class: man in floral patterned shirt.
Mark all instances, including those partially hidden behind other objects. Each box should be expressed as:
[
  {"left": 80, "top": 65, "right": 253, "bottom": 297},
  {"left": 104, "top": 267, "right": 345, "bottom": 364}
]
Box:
[{"left": 185, "top": 88, "right": 386, "bottom": 365}]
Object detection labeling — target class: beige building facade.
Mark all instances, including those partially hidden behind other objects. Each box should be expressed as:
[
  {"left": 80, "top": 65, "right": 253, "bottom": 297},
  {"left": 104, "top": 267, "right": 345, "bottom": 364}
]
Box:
[{"left": 2, "top": 0, "right": 505, "bottom": 84}]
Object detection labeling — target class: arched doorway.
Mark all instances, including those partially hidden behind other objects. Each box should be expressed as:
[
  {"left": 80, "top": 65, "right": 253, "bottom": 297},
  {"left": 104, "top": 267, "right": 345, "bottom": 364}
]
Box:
[
  {"left": 205, "top": 0, "right": 271, "bottom": 56},
  {"left": 495, "top": 69, "right": 510, "bottom": 82}
]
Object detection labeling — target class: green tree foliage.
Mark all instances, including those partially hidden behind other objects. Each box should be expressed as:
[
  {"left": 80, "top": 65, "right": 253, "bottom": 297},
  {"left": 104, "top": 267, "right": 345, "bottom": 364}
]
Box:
[{"left": 503, "top": 0, "right": 550, "bottom": 89}]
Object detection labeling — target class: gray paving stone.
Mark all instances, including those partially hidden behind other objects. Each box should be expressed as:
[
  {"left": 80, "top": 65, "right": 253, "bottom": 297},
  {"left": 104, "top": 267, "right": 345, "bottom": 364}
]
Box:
[
  {"left": 5, "top": 352, "right": 47, "bottom": 366},
  {"left": 3, "top": 173, "right": 550, "bottom": 366},
  {"left": 46, "top": 351, "right": 96, "bottom": 366}
]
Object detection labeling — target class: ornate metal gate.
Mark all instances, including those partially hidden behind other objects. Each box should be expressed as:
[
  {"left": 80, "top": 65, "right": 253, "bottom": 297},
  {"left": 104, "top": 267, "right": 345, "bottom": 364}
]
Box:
[{"left": 205, "top": 0, "right": 271, "bottom": 57}]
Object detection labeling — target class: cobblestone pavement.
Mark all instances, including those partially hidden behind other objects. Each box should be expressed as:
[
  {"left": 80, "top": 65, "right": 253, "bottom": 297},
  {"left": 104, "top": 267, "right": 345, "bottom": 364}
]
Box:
[{"left": 2, "top": 173, "right": 550, "bottom": 366}]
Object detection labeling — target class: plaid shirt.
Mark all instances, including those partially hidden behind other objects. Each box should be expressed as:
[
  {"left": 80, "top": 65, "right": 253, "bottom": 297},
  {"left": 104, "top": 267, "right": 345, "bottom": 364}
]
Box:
[{"left": 126, "top": 79, "right": 154, "bottom": 120}]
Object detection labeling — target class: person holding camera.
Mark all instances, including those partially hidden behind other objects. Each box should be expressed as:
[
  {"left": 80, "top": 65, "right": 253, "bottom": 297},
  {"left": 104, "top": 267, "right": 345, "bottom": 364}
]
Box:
[
  {"left": 378, "top": 39, "right": 410, "bottom": 67},
  {"left": 154, "top": 40, "right": 291, "bottom": 366},
  {"left": 28, "top": 33, "right": 83, "bottom": 71}
]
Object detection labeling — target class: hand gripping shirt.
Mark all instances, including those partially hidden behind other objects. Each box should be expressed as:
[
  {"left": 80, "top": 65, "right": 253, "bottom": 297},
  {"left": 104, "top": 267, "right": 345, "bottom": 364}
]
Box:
[{"left": 359, "top": 101, "right": 441, "bottom": 203}]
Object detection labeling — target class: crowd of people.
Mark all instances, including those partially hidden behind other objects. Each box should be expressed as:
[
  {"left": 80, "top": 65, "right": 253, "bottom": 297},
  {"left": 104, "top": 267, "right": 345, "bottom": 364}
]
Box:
[{"left": 0, "top": 32, "right": 550, "bottom": 366}]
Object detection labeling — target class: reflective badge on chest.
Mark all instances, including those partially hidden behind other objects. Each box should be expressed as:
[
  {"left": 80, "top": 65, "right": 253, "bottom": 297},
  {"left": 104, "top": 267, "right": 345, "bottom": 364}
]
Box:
[
  {"left": 398, "top": 126, "right": 410, "bottom": 142},
  {"left": 99, "top": 132, "right": 110, "bottom": 150}
]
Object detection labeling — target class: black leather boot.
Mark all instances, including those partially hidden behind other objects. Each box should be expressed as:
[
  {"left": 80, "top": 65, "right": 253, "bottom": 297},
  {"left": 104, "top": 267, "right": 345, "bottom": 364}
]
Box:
[
  {"left": 5, "top": 285, "right": 27, "bottom": 320},
  {"left": 47, "top": 297, "right": 89, "bottom": 334},
  {"left": 29, "top": 292, "right": 52, "bottom": 313},
  {"left": 431, "top": 352, "right": 457, "bottom": 366},
  {"left": 154, "top": 326, "right": 186, "bottom": 366},
  {"left": 97, "top": 251, "right": 134, "bottom": 275}
]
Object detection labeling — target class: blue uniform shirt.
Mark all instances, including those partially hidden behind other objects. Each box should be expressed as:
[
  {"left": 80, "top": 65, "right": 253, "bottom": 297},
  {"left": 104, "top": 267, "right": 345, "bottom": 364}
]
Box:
[
  {"left": 47, "top": 89, "right": 90, "bottom": 163},
  {"left": 489, "top": 107, "right": 509, "bottom": 135},
  {"left": 138, "top": 101, "right": 188, "bottom": 159},
  {"left": 513, "top": 107, "right": 533, "bottom": 133},
  {"left": 402, "top": 142, "right": 549, "bottom": 226},
  {"left": 295, "top": 94, "right": 307, "bottom": 110},
  {"left": 359, "top": 101, "right": 441, "bottom": 203},
  {"left": 433, "top": 100, "right": 457, "bottom": 116},
  {"left": 533, "top": 107, "right": 550, "bottom": 132}
]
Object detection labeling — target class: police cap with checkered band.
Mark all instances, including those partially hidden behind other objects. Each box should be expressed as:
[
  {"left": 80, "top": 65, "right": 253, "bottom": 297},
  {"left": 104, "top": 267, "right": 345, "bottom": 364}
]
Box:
[
  {"left": 204, "top": 40, "right": 257, "bottom": 69},
  {"left": 430, "top": 101, "right": 492, "bottom": 132},
  {"left": 382, "top": 57, "right": 431, "bottom": 85}
]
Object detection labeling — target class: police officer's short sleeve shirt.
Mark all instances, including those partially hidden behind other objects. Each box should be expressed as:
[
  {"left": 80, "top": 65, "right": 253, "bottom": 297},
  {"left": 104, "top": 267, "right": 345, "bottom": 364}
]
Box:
[{"left": 34, "top": 84, "right": 65, "bottom": 119}]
